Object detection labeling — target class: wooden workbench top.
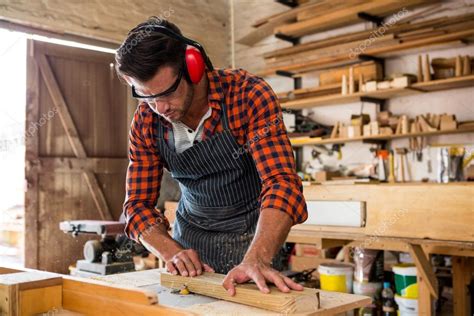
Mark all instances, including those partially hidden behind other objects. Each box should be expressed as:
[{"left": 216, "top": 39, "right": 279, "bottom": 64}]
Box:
[{"left": 92, "top": 269, "right": 371, "bottom": 315}]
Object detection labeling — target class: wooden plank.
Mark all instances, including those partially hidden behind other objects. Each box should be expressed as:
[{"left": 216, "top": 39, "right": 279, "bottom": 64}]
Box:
[
  {"left": 290, "top": 126, "right": 474, "bottom": 147},
  {"left": 0, "top": 271, "right": 63, "bottom": 316},
  {"left": 407, "top": 244, "right": 438, "bottom": 298},
  {"left": 452, "top": 256, "right": 472, "bottom": 316},
  {"left": 261, "top": 29, "right": 474, "bottom": 76},
  {"left": 417, "top": 273, "right": 433, "bottom": 316},
  {"left": 319, "top": 62, "right": 383, "bottom": 86},
  {"left": 26, "top": 157, "right": 129, "bottom": 174},
  {"left": 281, "top": 87, "right": 421, "bottom": 109},
  {"left": 25, "top": 39, "right": 40, "bottom": 270},
  {"left": 274, "top": 0, "right": 431, "bottom": 38},
  {"left": 62, "top": 277, "right": 189, "bottom": 316},
  {"left": 281, "top": 74, "right": 474, "bottom": 110},
  {"left": 160, "top": 272, "right": 320, "bottom": 314},
  {"left": 236, "top": 1, "right": 325, "bottom": 46},
  {"left": 36, "top": 53, "right": 113, "bottom": 221},
  {"left": 299, "top": 183, "right": 474, "bottom": 243}
]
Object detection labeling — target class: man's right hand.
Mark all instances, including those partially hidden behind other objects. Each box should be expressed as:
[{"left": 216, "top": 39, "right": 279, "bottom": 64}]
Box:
[
  {"left": 139, "top": 223, "right": 214, "bottom": 277},
  {"left": 165, "top": 248, "right": 215, "bottom": 277}
]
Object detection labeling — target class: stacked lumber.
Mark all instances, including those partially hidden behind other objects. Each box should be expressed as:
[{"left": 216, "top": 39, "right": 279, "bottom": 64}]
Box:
[
  {"left": 238, "top": 0, "right": 431, "bottom": 46},
  {"left": 160, "top": 271, "right": 320, "bottom": 314},
  {"left": 261, "top": 13, "right": 474, "bottom": 76},
  {"left": 275, "top": 0, "right": 432, "bottom": 38}
]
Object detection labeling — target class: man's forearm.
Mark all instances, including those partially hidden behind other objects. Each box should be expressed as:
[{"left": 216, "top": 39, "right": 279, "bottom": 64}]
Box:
[
  {"left": 139, "top": 223, "right": 182, "bottom": 261},
  {"left": 243, "top": 208, "right": 293, "bottom": 264}
]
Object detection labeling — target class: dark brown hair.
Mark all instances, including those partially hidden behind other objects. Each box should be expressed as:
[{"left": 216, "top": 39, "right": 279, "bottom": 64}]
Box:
[{"left": 115, "top": 17, "right": 185, "bottom": 82}]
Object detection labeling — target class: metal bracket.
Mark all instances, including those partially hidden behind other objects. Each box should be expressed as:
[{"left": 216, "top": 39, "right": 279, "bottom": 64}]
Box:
[
  {"left": 275, "top": 33, "right": 301, "bottom": 45},
  {"left": 360, "top": 96, "right": 384, "bottom": 105},
  {"left": 275, "top": 0, "right": 299, "bottom": 8},
  {"left": 358, "top": 12, "right": 384, "bottom": 26},
  {"left": 358, "top": 54, "right": 385, "bottom": 64}
]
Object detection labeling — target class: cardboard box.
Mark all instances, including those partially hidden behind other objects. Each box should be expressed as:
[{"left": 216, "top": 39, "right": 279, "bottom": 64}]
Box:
[
  {"left": 440, "top": 114, "right": 457, "bottom": 131},
  {"left": 314, "top": 171, "right": 341, "bottom": 184},
  {"left": 363, "top": 124, "right": 372, "bottom": 136},
  {"left": 370, "top": 121, "right": 379, "bottom": 135},
  {"left": 294, "top": 243, "right": 322, "bottom": 257},
  {"left": 347, "top": 125, "right": 361, "bottom": 138},
  {"left": 290, "top": 255, "right": 339, "bottom": 278}
]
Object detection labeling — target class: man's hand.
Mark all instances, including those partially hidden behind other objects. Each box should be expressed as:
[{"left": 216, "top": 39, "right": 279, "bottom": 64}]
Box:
[
  {"left": 222, "top": 208, "right": 303, "bottom": 295},
  {"left": 139, "top": 223, "right": 214, "bottom": 277},
  {"left": 166, "top": 248, "right": 215, "bottom": 277},
  {"left": 222, "top": 257, "right": 303, "bottom": 296}
]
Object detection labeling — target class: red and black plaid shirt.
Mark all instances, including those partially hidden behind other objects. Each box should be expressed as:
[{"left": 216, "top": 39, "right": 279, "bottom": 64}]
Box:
[{"left": 124, "top": 68, "right": 307, "bottom": 242}]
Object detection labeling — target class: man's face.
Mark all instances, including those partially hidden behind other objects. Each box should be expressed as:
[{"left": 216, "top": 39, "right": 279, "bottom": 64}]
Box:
[{"left": 124, "top": 65, "right": 193, "bottom": 123}]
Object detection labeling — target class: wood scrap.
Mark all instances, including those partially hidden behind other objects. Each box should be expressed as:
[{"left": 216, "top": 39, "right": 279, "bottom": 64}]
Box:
[
  {"left": 417, "top": 55, "right": 423, "bottom": 82},
  {"left": 160, "top": 272, "right": 320, "bottom": 314},
  {"left": 319, "top": 62, "right": 383, "bottom": 86},
  {"left": 349, "top": 67, "right": 355, "bottom": 94},
  {"left": 455, "top": 56, "right": 462, "bottom": 77},
  {"left": 462, "top": 55, "right": 472, "bottom": 75},
  {"left": 423, "top": 54, "right": 431, "bottom": 82},
  {"left": 277, "top": 83, "right": 340, "bottom": 102},
  {"left": 341, "top": 74, "right": 348, "bottom": 95}
]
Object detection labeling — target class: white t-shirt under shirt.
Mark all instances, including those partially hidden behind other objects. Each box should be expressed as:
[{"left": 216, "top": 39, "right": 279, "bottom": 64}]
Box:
[{"left": 170, "top": 106, "right": 212, "bottom": 154}]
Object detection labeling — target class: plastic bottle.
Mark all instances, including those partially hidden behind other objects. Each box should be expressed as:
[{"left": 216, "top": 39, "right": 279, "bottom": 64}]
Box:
[{"left": 381, "top": 282, "right": 396, "bottom": 316}]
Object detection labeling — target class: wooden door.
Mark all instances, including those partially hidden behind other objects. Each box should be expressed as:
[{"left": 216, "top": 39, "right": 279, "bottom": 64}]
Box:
[{"left": 25, "top": 40, "right": 131, "bottom": 273}]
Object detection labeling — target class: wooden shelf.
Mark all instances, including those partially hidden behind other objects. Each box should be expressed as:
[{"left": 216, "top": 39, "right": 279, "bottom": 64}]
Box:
[
  {"left": 281, "top": 75, "right": 474, "bottom": 109},
  {"left": 290, "top": 126, "right": 474, "bottom": 147}
]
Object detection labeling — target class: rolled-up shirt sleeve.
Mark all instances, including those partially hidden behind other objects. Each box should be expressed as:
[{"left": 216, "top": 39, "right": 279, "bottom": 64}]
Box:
[
  {"left": 245, "top": 79, "right": 308, "bottom": 224},
  {"left": 123, "top": 106, "right": 169, "bottom": 243}
]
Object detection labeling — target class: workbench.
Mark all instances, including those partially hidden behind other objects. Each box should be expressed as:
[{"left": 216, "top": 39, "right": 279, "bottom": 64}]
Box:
[
  {"left": 288, "top": 182, "right": 474, "bottom": 316},
  {"left": 0, "top": 267, "right": 371, "bottom": 315}
]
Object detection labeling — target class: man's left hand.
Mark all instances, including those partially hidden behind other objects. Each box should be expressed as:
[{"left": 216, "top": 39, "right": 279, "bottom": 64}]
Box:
[{"left": 222, "top": 257, "right": 304, "bottom": 296}]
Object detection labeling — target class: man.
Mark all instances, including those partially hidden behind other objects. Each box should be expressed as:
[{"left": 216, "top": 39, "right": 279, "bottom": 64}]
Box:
[{"left": 116, "top": 18, "right": 308, "bottom": 295}]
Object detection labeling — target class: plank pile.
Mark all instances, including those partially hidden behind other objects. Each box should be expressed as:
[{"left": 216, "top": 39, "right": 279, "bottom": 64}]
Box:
[
  {"left": 238, "top": 0, "right": 432, "bottom": 46},
  {"left": 160, "top": 271, "right": 320, "bottom": 314},
  {"left": 260, "top": 13, "right": 474, "bottom": 76}
]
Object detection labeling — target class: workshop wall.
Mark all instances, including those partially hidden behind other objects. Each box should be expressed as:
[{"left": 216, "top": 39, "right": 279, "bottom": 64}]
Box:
[
  {"left": 232, "top": 0, "right": 474, "bottom": 182},
  {"left": 0, "top": 0, "right": 231, "bottom": 67}
]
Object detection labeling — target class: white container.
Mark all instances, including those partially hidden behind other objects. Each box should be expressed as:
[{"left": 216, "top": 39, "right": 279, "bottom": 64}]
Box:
[
  {"left": 318, "top": 263, "right": 354, "bottom": 293},
  {"left": 395, "top": 294, "right": 418, "bottom": 316}
]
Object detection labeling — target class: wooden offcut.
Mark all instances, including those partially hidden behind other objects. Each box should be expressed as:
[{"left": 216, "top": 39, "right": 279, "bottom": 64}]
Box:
[
  {"left": 160, "top": 272, "right": 320, "bottom": 314},
  {"left": 0, "top": 271, "right": 62, "bottom": 316}
]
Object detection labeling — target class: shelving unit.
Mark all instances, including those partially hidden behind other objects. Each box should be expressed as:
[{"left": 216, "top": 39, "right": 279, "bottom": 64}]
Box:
[
  {"left": 281, "top": 75, "right": 474, "bottom": 109},
  {"left": 290, "top": 126, "right": 474, "bottom": 147}
]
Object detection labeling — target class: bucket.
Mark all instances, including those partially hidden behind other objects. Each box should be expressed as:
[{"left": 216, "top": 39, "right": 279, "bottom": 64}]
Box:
[
  {"left": 392, "top": 264, "right": 418, "bottom": 298},
  {"left": 395, "top": 294, "right": 418, "bottom": 315},
  {"left": 318, "top": 263, "right": 354, "bottom": 293}
]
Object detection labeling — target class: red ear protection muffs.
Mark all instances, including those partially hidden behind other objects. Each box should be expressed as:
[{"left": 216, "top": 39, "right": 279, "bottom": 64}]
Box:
[
  {"left": 185, "top": 46, "right": 206, "bottom": 84},
  {"left": 134, "top": 24, "right": 214, "bottom": 85}
]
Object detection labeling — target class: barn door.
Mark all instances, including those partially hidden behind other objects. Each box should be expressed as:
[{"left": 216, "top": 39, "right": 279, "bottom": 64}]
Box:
[{"left": 25, "top": 39, "right": 132, "bottom": 273}]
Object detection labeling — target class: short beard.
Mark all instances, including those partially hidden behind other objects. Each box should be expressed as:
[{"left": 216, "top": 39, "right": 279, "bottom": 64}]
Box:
[{"left": 175, "top": 83, "right": 194, "bottom": 122}]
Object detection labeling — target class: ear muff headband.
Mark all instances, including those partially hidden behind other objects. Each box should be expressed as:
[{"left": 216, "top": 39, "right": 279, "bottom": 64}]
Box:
[{"left": 133, "top": 25, "right": 213, "bottom": 84}]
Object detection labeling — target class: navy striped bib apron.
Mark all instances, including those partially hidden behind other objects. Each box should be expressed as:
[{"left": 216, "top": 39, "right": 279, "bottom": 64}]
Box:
[{"left": 156, "top": 102, "right": 281, "bottom": 274}]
